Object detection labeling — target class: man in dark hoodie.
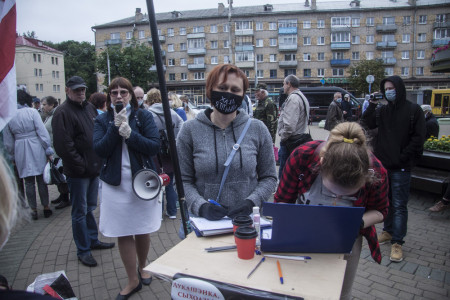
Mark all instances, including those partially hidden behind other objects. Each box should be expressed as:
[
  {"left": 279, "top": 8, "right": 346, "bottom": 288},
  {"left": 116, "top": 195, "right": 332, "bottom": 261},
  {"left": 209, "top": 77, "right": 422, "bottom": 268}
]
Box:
[{"left": 361, "top": 75, "right": 425, "bottom": 262}]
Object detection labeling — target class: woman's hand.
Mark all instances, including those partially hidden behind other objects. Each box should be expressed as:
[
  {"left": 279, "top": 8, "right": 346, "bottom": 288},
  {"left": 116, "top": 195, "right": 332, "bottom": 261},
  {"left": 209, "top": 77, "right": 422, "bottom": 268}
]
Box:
[
  {"left": 118, "top": 122, "right": 132, "bottom": 139},
  {"left": 199, "top": 203, "right": 228, "bottom": 221},
  {"left": 227, "top": 200, "right": 254, "bottom": 218},
  {"left": 114, "top": 108, "right": 127, "bottom": 127}
]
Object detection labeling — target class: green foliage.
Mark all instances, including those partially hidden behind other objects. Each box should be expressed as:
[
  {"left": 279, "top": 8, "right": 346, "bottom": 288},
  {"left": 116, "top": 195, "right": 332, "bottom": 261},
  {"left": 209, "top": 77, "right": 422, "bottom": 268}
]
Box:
[
  {"left": 424, "top": 135, "right": 450, "bottom": 153},
  {"left": 347, "top": 59, "right": 386, "bottom": 95},
  {"left": 96, "top": 40, "right": 157, "bottom": 91},
  {"left": 23, "top": 31, "right": 37, "bottom": 38}
]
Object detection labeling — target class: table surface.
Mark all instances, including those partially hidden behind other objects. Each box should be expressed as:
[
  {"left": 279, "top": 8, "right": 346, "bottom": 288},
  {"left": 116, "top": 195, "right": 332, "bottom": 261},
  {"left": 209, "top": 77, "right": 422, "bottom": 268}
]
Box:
[{"left": 145, "top": 233, "right": 347, "bottom": 300}]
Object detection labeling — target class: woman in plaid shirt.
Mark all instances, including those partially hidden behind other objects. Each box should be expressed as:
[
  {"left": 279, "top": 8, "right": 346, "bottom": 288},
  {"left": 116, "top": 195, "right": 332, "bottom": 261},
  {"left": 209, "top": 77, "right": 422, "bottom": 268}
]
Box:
[{"left": 274, "top": 122, "right": 389, "bottom": 300}]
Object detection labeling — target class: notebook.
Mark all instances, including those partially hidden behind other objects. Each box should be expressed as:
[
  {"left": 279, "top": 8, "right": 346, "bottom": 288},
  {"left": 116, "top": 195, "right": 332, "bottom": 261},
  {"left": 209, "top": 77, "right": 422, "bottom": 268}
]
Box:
[
  {"left": 260, "top": 202, "right": 364, "bottom": 253},
  {"left": 190, "top": 216, "right": 271, "bottom": 237}
]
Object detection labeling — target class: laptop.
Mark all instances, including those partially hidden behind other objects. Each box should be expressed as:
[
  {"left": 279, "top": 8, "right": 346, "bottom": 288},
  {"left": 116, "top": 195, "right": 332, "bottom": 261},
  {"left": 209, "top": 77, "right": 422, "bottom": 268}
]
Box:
[{"left": 260, "top": 202, "right": 364, "bottom": 253}]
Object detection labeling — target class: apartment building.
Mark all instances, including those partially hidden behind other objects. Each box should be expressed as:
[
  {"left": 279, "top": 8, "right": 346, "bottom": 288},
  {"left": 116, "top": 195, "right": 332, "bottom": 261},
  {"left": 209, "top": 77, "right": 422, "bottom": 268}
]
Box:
[
  {"left": 92, "top": 0, "right": 450, "bottom": 103},
  {"left": 15, "top": 36, "right": 65, "bottom": 103}
]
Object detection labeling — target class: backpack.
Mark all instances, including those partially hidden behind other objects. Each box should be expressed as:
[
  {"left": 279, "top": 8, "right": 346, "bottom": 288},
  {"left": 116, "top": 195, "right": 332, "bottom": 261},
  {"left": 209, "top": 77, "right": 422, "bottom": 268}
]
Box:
[{"left": 155, "top": 114, "right": 171, "bottom": 157}]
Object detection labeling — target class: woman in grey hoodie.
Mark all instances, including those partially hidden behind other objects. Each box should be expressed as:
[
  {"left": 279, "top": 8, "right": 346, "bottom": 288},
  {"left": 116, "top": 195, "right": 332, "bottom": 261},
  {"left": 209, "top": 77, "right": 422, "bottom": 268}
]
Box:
[{"left": 177, "top": 64, "right": 277, "bottom": 221}]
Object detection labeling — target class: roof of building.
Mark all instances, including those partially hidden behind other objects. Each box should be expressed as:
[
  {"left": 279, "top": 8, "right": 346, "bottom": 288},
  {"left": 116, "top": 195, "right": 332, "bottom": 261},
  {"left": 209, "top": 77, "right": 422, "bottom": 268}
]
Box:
[
  {"left": 92, "top": 0, "right": 449, "bottom": 29},
  {"left": 15, "top": 36, "right": 63, "bottom": 54}
]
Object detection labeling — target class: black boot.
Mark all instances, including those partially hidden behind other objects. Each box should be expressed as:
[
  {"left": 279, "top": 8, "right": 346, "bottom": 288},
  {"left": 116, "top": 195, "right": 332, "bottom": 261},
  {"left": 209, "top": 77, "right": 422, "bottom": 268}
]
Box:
[
  {"left": 55, "top": 194, "right": 70, "bottom": 209},
  {"left": 51, "top": 194, "right": 62, "bottom": 204}
]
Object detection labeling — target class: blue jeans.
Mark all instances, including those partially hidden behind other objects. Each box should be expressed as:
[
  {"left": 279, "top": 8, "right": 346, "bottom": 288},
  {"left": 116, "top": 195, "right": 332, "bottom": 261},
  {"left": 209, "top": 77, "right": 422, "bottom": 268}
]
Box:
[
  {"left": 162, "top": 173, "right": 178, "bottom": 216},
  {"left": 67, "top": 176, "right": 100, "bottom": 256},
  {"left": 383, "top": 170, "right": 411, "bottom": 245},
  {"left": 278, "top": 144, "right": 289, "bottom": 179}
]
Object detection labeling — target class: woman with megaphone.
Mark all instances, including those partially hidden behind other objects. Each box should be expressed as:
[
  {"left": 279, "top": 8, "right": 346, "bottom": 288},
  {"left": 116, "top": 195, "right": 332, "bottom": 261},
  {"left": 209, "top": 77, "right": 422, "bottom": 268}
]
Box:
[{"left": 93, "top": 77, "right": 161, "bottom": 300}]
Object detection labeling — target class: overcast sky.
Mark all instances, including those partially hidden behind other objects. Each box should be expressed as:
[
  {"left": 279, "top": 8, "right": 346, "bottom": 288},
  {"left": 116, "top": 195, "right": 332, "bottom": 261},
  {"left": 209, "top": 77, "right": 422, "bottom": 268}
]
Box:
[{"left": 16, "top": 0, "right": 299, "bottom": 44}]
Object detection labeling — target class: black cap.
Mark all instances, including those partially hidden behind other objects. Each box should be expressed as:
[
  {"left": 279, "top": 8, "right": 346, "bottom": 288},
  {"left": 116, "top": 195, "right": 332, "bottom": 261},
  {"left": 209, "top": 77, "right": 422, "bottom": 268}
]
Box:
[
  {"left": 66, "top": 76, "right": 87, "bottom": 89},
  {"left": 252, "top": 83, "right": 267, "bottom": 91}
]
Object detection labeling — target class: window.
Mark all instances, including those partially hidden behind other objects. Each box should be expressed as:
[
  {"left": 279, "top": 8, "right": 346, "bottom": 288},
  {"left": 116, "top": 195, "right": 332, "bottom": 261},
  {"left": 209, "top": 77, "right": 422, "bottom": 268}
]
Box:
[
  {"left": 53, "top": 85, "right": 56, "bottom": 92},
  {"left": 303, "top": 20, "right": 311, "bottom": 29},
  {"left": 256, "top": 22, "right": 263, "bottom": 30},
  {"left": 169, "top": 74, "right": 175, "bottom": 81},
  {"left": 352, "top": 35, "right": 360, "bottom": 44},
  {"left": 223, "top": 24, "right": 229, "bottom": 32},
  {"left": 33, "top": 54, "right": 37, "bottom": 62},
  {"left": 244, "top": 70, "right": 250, "bottom": 77},
  {"left": 168, "top": 59, "right": 175, "bottom": 66},
  {"left": 257, "top": 54, "right": 263, "bottom": 62},
  {"left": 383, "top": 17, "right": 395, "bottom": 25},
  {"left": 381, "top": 51, "right": 394, "bottom": 59},
  {"left": 35, "top": 84, "right": 39, "bottom": 92},
  {"left": 303, "top": 37, "right": 311, "bottom": 45},
  {"left": 235, "top": 51, "right": 254, "bottom": 62},
  {"left": 51, "top": 57, "right": 54, "bottom": 64},
  {"left": 418, "top": 15, "right": 427, "bottom": 24},
  {"left": 332, "top": 52, "right": 344, "bottom": 60},
  {"left": 331, "top": 32, "right": 350, "bottom": 42},
  {"left": 168, "top": 44, "right": 174, "bottom": 52},
  {"left": 269, "top": 22, "right": 277, "bottom": 30},
  {"left": 279, "top": 35, "right": 297, "bottom": 48},
  {"left": 34, "top": 68, "right": 38, "bottom": 76},
  {"left": 317, "top": 36, "right": 325, "bottom": 45},
  {"left": 138, "top": 31, "right": 145, "bottom": 39},
  {"left": 181, "top": 73, "right": 187, "bottom": 81},
  {"left": 304, "top": 69, "right": 311, "bottom": 77},
  {"left": 56, "top": 71, "right": 59, "bottom": 78},
  {"left": 194, "top": 72, "right": 205, "bottom": 80},
  {"left": 318, "top": 68, "right": 325, "bottom": 77},
  {"left": 235, "top": 21, "right": 252, "bottom": 30},
  {"left": 402, "top": 34, "right": 410, "bottom": 43},
  {"left": 352, "top": 52, "right": 360, "bottom": 60},
  {"left": 416, "top": 67, "right": 424, "bottom": 75},
  {"left": 417, "top": 50, "right": 425, "bottom": 59},
  {"left": 366, "top": 51, "right": 374, "bottom": 60},
  {"left": 270, "top": 54, "right": 277, "bottom": 62},
  {"left": 434, "top": 29, "right": 450, "bottom": 39},
  {"left": 193, "top": 57, "right": 204, "bottom": 65},
  {"left": 224, "top": 55, "right": 230, "bottom": 64},
  {"left": 193, "top": 26, "right": 204, "bottom": 33},
  {"left": 284, "top": 53, "right": 296, "bottom": 61},
  {"left": 256, "top": 39, "right": 263, "bottom": 47},
  {"left": 180, "top": 27, "right": 186, "bottom": 35},
  {"left": 180, "top": 43, "right": 187, "bottom": 51},
  {"left": 385, "top": 68, "right": 394, "bottom": 76},
  {"left": 188, "top": 38, "right": 205, "bottom": 49},
  {"left": 257, "top": 70, "right": 264, "bottom": 78},
  {"left": 39, "top": 84, "right": 43, "bottom": 92},
  {"left": 52, "top": 71, "right": 55, "bottom": 78},
  {"left": 436, "top": 14, "right": 447, "bottom": 23},
  {"left": 270, "top": 69, "right": 277, "bottom": 78},
  {"left": 39, "top": 69, "right": 42, "bottom": 77},
  {"left": 403, "top": 16, "right": 411, "bottom": 25},
  {"left": 366, "top": 17, "right": 374, "bottom": 26},
  {"left": 402, "top": 51, "right": 410, "bottom": 59},
  {"left": 352, "top": 18, "right": 360, "bottom": 27},
  {"left": 317, "top": 52, "right": 325, "bottom": 61},
  {"left": 417, "top": 33, "right": 426, "bottom": 42},
  {"left": 126, "top": 31, "right": 132, "bottom": 39},
  {"left": 57, "top": 85, "right": 60, "bottom": 92},
  {"left": 366, "top": 35, "right": 374, "bottom": 44},
  {"left": 180, "top": 58, "right": 186, "bottom": 66},
  {"left": 284, "top": 69, "right": 296, "bottom": 77},
  {"left": 303, "top": 53, "right": 311, "bottom": 61},
  {"left": 224, "top": 40, "right": 229, "bottom": 48},
  {"left": 210, "top": 25, "right": 217, "bottom": 33},
  {"left": 317, "top": 19, "right": 325, "bottom": 28},
  {"left": 211, "top": 41, "right": 218, "bottom": 49},
  {"left": 54, "top": 57, "right": 57, "bottom": 65},
  {"left": 167, "top": 28, "right": 174, "bottom": 36},
  {"left": 331, "top": 17, "right": 350, "bottom": 27},
  {"left": 332, "top": 68, "right": 344, "bottom": 76},
  {"left": 270, "top": 38, "right": 277, "bottom": 46},
  {"left": 111, "top": 32, "right": 120, "bottom": 39},
  {"left": 401, "top": 67, "right": 409, "bottom": 76},
  {"left": 382, "top": 34, "right": 395, "bottom": 42}
]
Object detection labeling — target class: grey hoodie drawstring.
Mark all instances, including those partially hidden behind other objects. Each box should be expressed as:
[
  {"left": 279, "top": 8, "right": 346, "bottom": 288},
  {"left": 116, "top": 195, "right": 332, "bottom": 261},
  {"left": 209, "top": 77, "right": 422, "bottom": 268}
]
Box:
[
  {"left": 213, "top": 126, "right": 219, "bottom": 174},
  {"left": 231, "top": 122, "right": 243, "bottom": 169}
]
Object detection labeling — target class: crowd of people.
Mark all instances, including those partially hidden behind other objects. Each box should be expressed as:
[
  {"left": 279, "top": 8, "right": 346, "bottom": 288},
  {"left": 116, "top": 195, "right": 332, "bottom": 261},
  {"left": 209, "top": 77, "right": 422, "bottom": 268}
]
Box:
[{"left": 0, "top": 63, "right": 447, "bottom": 300}]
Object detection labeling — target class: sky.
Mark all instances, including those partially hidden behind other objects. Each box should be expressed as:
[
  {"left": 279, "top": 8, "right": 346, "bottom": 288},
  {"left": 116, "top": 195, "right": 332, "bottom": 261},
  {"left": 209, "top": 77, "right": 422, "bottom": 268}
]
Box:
[{"left": 16, "top": 0, "right": 299, "bottom": 44}]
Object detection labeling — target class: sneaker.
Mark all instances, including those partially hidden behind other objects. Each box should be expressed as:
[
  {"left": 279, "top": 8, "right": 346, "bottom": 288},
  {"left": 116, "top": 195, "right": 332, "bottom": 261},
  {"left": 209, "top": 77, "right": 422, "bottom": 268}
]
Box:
[
  {"left": 378, "top": 231, "right": 392, "bottom": 245},
  {"left": 165, "top": 212, "right": 176, "bottom": 219},
  {"left": 390, "top": 243, "right": 403, "bottom": 262},
  {"left": 429, "top": 200, "right": 450, "bottom": 212}
]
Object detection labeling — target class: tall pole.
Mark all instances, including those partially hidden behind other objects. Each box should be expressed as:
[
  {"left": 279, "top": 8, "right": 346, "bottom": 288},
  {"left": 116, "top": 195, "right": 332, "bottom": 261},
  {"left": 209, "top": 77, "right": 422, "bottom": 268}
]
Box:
[
  {"left": 228, "top": 0, "right": 233, "bottom": 64},
  {"left": 254, "top": 47, "right": 258, "bottom": 88}
]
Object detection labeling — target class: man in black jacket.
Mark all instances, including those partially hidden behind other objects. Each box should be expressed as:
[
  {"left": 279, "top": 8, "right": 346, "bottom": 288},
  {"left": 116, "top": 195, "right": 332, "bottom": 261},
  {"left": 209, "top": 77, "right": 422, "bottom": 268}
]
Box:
[
  {"left": 361, "top": 75, "right": 425, "bottom": 262},
  {"left": 52, "top": 76, "right": 114, "bottom": 267},
  {"left": 421, "top": 105, "right": 439, "bottom": 140}
]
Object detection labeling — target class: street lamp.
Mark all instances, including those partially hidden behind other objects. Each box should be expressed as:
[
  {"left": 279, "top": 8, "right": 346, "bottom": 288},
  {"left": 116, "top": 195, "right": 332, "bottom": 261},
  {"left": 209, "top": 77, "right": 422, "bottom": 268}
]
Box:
[{"left": 100, "top": 46, "right": 111, "bottom": 86}]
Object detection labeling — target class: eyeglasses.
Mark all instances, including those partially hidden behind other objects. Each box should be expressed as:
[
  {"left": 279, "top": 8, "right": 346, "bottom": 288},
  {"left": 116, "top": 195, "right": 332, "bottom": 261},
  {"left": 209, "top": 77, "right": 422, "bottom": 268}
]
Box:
[
  {"left": 110, "top": 90, "right": 129, "bottom": 97},
  {"left": 321, "top": 182, "right": 361, "bottom": 206}
]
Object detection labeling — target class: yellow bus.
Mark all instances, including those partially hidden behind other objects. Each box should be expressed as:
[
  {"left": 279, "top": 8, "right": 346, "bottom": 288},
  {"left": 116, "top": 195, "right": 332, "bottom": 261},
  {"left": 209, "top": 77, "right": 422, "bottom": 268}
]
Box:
[{"left": 430, "top": 89, "right": 450, "bottom": 116}]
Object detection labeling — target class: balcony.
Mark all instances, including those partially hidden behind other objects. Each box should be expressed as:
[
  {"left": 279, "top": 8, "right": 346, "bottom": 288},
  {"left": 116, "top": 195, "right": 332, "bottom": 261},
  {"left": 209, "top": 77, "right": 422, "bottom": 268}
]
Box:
[
  {"left": 148, "top": 36, "right": 166, "bottom": 43},
  {"left": 432, "top": 38, "right": 450, "bottom": 48},
  {"left": 105, "top": 39, "right": 122, "bottom": 45},
  {"left": 376, "top": 24, "right": 398, "bottom": 33},
  {"left": 187, "top": 63, "right": 206, "bottom": 70},
  {"left": 187, "top": 48, "right": 206, "bottom": 55},
  {"left": 433, "top": 21, "right": 450, "bottom": 29},
  {"left": 278, "top": 44, "right": 298, "bottom": 51},
  {"left": 330, "top": 59, "right": 350, "bottom": 66},
  {"left": 331, "top": 26, "right": 351, "bottom": 32},
  {"left": 235, "top": 45, "right": 254, "bottom": 52},
  {"left": 278, "top": 27, "right": 297, "bottom": 35},
  {"left": 187, "top": 33, "right": 205, "bottom": 39},
  {"left": 381, "top": 57, "right": 397, "bottom": 65},
  {"left": 279, "top": 61, "right": 298, "bottom": 68},
  {"left": 235, "top": 61, "right": 254, "bottom": 69},
  {"left": 431, "top": 47, "right": 450, "bottom": 73},
  {"left": 331, "top": 42, "right": 350, "bottom": 50},
  {"left": 376, "top": 41, "right": 397, "bottom": 49},
  {"left": 235, "top": 29, "right": 254, "bottom": 36}
]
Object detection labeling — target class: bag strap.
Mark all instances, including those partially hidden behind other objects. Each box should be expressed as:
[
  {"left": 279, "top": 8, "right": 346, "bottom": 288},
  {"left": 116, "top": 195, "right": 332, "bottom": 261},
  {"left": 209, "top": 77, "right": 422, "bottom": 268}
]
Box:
[
  {"left": 293, "top": 91, "right": 311, "bottom": 135},
  {"left": 215, "top": 118, "right": 252, "bottom": 202}
]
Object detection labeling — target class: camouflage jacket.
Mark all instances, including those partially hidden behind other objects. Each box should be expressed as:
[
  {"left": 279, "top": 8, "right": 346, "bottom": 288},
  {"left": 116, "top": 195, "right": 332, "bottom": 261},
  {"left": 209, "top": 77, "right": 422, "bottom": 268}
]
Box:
[{"left": 254, "top": 97, "right": 278, "bottom": 143}]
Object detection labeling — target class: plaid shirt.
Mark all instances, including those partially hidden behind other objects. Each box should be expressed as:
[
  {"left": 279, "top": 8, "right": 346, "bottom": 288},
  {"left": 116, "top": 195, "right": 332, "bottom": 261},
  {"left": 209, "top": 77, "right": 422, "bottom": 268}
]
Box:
[{"left": 274, "top": 141, "right": 389, "bottom": 263}]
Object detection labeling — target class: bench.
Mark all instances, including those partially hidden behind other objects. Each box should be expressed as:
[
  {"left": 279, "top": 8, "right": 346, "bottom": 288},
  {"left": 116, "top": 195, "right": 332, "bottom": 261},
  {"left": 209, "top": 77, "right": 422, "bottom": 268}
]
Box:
[{"left": 411, "top": 151, "right": 450, "bottom": 195}]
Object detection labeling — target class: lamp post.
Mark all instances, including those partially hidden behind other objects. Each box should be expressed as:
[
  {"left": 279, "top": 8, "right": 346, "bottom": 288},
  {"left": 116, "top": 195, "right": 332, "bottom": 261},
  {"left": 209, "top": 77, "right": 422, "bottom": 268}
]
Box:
[{"left": 100, "top": 46, "right": 111, "bottom": 86}]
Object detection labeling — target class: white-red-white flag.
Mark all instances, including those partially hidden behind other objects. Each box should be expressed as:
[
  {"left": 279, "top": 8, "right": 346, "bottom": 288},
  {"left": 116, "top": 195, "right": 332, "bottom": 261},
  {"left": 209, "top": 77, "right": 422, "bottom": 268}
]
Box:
[{"left": 0, "top": 0, "right": 17, "bottom": 132}]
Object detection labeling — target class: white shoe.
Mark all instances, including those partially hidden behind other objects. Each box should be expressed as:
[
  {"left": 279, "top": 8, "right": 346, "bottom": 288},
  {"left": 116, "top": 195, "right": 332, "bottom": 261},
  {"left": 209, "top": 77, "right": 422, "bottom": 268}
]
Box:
[{"left": 165, "top": 212, "right": 176, "bottom": 219}]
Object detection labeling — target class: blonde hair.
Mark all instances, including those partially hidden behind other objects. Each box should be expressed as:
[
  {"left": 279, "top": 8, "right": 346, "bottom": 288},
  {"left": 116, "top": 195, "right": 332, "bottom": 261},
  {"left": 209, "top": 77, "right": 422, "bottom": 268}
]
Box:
[
  {"left": 146, "top": 88, "right": 161, "bottom": 106},
  {"left": 168, "top": 92, "right": 183, "bottom": 109},
  {"left": 0, "top": 155, "right": 18, "bottom": 246},
  {"left": 320, "top": 122, "right": 372, "bottom": 188}
]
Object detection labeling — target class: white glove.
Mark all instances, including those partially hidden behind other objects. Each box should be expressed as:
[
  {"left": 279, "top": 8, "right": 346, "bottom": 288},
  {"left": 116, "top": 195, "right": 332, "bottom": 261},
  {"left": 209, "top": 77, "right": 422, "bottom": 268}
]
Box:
[
  {"left": 119, "top": 122, "right": 132, "bottom": 139},
  {"left": 114, "top": 107, "right": 128, "bottom": 127}
]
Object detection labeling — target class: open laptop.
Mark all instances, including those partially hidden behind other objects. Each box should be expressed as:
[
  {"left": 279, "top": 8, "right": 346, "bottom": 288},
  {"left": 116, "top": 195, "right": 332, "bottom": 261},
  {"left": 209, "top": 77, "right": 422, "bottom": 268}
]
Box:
[{"left": 261, "top": 202, "right": 364, "bottom": 253}]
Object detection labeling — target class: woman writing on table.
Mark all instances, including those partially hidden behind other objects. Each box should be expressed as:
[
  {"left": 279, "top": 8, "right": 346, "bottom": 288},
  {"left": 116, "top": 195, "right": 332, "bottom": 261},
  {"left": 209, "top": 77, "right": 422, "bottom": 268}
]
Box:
[
  {"left": 274, "top": 122, "right": 389, "bottom": 300},
  {"left": 177, "top": 64, "right": 277, "bottom": 222}
]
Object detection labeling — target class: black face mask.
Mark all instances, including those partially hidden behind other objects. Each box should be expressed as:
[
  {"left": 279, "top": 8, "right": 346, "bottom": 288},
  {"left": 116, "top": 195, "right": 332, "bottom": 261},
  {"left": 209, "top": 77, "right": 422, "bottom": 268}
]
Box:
[{"left": 210, "top": 91, "right": 243, "bottom": 114}]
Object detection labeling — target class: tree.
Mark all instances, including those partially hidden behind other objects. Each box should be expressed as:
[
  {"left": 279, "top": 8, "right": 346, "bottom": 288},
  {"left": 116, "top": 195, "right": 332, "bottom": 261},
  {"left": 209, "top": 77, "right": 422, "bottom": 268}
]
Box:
[
  {"left": 23, "top": 31, "right": 37, "bottom": 38},
  {"left": 347, "top": 59, "right": 385, "bottom": 95},
  {"left": 96, "top": 40, "right": 157, "bottom": 90}
]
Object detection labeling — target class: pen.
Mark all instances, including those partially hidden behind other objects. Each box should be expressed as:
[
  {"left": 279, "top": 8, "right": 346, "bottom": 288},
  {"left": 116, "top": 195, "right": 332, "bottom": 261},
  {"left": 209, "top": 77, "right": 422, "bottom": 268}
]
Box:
[
  {"left": 247, "top": 256, "right": 265, "bottom": 279},
  {"left": 265, "top": 254, "right": 311, "bottom": 261},
  {"left": 208, "top": 199, "right": 221, "bottom": 207},
  {"left": 277, "top": 260, "right": 284, "bottom": 284},
  {"left": 205, "top": 245, "right": 236, "bottom": 252}
]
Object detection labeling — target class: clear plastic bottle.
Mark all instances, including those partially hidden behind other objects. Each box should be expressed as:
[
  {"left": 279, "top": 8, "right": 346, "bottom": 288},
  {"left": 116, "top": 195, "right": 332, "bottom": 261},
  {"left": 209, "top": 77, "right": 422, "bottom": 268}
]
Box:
[{"left": 253, "top": 206, "right": 261, "bottom": 247}]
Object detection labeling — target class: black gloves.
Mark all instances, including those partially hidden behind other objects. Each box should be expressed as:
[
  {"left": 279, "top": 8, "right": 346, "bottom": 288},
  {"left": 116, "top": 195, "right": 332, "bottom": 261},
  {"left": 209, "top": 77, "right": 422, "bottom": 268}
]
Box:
[
  {"left": 227, "top": 200, "right": 254, "bottom": 219},
  {"left": 199, "top": 203, "right": 228, "bottom": 221}
]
